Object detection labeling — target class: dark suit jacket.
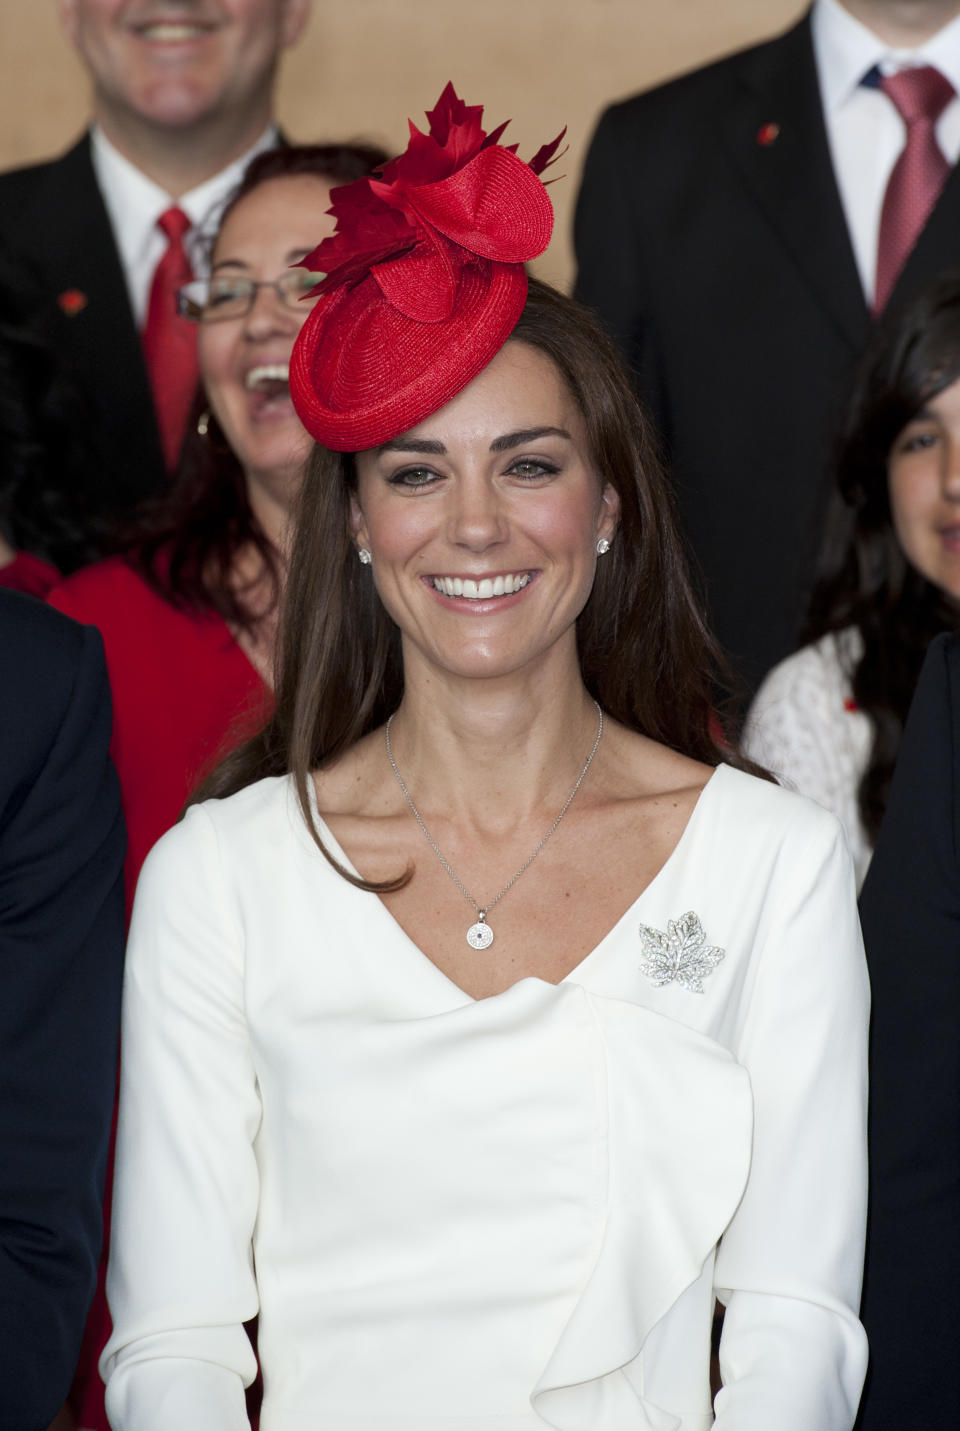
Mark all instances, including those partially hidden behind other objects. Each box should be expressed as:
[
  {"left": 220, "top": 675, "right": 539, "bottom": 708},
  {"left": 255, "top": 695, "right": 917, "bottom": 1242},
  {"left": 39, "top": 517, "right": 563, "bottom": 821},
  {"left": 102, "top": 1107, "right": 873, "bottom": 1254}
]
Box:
[
  {"left": 0, "top": 134, "right": 166, "bottom": 570},
  {"left": 0, "top": 591, "right": 125, "bottom": 1431},
  {"left": 857, "top": 633, "right": 960, "bottom": 1430},
  {"left": 573, "top": 10, "right": 960, "bottom": 692}
]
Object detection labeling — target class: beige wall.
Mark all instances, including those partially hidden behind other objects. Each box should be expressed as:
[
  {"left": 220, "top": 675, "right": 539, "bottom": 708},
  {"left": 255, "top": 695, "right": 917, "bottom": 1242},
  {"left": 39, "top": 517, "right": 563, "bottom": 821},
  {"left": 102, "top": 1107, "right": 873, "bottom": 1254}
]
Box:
[{"left": 0, "top": 1, "right": 808, "bottom": 290}]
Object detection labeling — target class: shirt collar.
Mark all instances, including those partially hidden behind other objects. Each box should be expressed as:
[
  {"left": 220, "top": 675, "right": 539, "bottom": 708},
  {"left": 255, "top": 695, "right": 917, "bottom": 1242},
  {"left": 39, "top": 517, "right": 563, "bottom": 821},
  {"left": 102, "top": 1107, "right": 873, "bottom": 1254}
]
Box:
[
  {"left": 90, "top": 123, "right": 279, "bottom": 274},
  {"left": 813, "top": 0, "right": 960, "bottom": 108}
]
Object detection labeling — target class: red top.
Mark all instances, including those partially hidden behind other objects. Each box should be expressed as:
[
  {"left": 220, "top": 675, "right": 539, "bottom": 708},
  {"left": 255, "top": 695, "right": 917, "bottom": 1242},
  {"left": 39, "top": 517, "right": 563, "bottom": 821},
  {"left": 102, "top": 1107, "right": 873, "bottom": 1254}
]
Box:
[{"left": 47, "top": 556, "right": 270, "bottom": 913}]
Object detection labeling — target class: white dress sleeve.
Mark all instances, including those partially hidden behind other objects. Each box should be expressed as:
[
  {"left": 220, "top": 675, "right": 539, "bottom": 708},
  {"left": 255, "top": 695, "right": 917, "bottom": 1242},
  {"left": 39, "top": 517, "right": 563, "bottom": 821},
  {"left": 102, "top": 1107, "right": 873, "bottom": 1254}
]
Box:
[
  {"left": 712, "top": 805, "right": 870, "bottom": 1428},
  {"left": 100, "top": 804, "right": 261, "bottom": 1431}
]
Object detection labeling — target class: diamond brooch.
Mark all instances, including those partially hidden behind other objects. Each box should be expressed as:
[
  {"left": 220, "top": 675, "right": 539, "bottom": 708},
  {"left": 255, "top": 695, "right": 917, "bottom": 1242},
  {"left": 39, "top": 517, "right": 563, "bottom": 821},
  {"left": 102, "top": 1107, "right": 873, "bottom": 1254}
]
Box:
[{"left": 638, "top": 911, "right": 725, "bottom": 994}]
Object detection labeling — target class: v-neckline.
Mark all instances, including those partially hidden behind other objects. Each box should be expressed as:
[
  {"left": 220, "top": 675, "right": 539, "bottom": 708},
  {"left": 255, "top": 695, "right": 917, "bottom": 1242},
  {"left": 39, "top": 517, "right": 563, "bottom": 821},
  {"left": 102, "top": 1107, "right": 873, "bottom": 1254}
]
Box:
[{"left": 307, "top": 764, "right": 727, "bottom": 1005}]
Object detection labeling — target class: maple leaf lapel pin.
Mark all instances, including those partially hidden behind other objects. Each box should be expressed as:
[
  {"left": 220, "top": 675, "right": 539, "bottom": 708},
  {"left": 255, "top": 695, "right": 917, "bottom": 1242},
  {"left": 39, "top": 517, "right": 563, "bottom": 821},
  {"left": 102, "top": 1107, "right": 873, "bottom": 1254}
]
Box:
[
  {"left": 57, "top": 289, "right": 88, "bottom": 316},
  {"left": 638, "top": 911, "right": 725, "bottom": 994}
]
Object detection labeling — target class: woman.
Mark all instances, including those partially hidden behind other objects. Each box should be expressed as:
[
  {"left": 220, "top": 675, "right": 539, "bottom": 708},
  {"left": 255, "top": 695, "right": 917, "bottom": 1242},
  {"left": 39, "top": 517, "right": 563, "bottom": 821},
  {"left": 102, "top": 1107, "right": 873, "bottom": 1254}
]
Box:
[
  {"left": 102, "top": 87, "right": 869, "bottom": 1430},
  {"left": 47, "top": 142, "right": 386, "bottom": 908},
  {"left": 744, "top": 274, "right": 960, "bottom": 886}
]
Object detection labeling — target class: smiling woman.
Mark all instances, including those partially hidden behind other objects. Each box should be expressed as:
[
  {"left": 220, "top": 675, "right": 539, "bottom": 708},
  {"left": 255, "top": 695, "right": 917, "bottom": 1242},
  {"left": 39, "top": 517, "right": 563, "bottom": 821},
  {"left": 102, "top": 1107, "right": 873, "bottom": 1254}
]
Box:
[
  {"left": 101, "top": 86, "right": 870, "bottom": 1431},
  {"left": 744, "top": 273, "right": 960, "bottom": 886}
]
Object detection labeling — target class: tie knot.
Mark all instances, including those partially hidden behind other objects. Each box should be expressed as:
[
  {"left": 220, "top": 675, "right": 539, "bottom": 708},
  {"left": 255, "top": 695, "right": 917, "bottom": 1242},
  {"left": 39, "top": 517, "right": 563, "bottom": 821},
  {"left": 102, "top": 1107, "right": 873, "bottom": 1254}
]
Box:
[
  {"left": 879, "top": 65, "right": 955, "bottom": 126},
  {"left": 157, "top": 206, "right": 191, "bottom": 243}
]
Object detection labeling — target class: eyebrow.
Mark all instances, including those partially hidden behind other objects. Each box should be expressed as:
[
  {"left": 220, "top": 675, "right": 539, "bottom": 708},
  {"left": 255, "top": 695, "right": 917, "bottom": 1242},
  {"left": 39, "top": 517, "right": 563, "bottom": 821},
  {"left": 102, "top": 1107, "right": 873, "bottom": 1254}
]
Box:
[
  {"left": 210, "top": 248, "right": 312, "bottom": 275},
  {"left": 377, "top": 425, "right": 572, "bottom": 457}
]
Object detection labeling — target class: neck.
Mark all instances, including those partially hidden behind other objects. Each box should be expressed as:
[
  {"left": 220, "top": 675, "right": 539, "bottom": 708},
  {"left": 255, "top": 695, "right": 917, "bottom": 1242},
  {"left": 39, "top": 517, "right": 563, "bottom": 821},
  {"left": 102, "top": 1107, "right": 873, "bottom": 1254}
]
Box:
[
  {"left": 386, "top": 646, "right": 601, "bottom": 829},
  {"left": 837, "top": 0, "right": 960, "bottom": 46},
  {"left": 94, "top": 100, "right": 272, "bottom": 197}
]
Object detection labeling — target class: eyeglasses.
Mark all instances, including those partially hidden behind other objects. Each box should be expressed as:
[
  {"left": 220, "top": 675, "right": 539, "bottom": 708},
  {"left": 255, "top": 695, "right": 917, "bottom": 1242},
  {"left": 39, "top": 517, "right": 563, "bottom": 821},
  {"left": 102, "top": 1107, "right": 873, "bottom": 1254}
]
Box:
[{"left": 177, "top": 268, "right": 323, "bottom": 323}]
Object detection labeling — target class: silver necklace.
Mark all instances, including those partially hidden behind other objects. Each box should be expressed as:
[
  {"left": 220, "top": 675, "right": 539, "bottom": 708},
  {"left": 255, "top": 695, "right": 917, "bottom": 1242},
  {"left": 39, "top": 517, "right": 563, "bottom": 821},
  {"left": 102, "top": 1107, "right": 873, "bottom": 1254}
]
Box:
[{"left": 384, "top": 702, "right": 604, "bottom": 950}]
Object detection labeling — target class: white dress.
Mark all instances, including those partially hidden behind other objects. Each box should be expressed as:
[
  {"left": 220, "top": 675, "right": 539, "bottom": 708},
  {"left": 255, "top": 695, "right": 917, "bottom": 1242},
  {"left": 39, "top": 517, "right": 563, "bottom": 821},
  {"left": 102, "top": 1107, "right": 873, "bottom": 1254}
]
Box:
[
  {"left": 743, "top": 630, "right": 873, "bottom": 888},
  {"left": 101, "top": 764, "right": 869, "bottom": 1431}
]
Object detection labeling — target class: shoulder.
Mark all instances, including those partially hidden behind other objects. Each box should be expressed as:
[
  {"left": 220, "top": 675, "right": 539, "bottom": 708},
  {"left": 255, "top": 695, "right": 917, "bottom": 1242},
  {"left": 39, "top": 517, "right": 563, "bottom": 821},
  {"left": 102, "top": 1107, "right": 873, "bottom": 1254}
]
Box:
[
  {"left": 0, "top": 136, "right": 93, "bottom": 231},
  {"left": 47, "top": 556, "right": 167, "bottom": 624},
  {"left": 142, "top": 776, "right": 298, "bottom": 883},
  {"left": 0, "top": 587, "right": 97, "bottom": 717},
  {"left": 750, "top": 630, "right": 860, "bottom": 709},
  {"left": 0, "top": 589, "right": 111, "bottom": 801},
  {"left": 712, "top": 762, "right": 847, "bottom": 854},
  {"left": 594, "top": 17, "right": 804, "bottom": 136}
]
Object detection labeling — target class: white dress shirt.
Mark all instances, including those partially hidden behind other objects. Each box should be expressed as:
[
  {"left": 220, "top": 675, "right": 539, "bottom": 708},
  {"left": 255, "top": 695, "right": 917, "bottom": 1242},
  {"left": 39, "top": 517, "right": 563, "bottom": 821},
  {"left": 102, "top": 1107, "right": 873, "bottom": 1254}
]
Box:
[
  {"left": 101, "top": 768, "right": 868, "bottom": 1431},
  {"left": 90, "top": 124, "right": 278, "bottom": 328},
  {"left": 812, "top": 0, "right": 960, "bottom": 304}
]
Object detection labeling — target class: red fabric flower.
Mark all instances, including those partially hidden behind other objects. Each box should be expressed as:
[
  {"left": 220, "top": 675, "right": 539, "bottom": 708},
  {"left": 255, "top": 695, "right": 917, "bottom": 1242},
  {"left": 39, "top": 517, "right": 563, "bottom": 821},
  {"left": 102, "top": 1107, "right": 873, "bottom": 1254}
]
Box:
[{"left": 303, "top": 82, "right": 564, "bottom": 323}]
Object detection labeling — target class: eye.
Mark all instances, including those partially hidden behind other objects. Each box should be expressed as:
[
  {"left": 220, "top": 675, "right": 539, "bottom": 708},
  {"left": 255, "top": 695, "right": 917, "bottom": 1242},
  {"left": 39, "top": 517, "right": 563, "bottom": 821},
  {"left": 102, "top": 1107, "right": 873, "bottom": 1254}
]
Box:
[
  {"left": 387, "top": 466, "right": 442, "bottom": 489},
  {"left": 285, "top": 269, "right": 322, "bottom": 301},
  {"left": 207, "top": 279, "right": 252, "bottom": 308},
  {"left": 897, "top": 429, "right": 940, "bottom": 454},
  {"left": 507, "top": 457, "right": 560, "bottom": 479}
]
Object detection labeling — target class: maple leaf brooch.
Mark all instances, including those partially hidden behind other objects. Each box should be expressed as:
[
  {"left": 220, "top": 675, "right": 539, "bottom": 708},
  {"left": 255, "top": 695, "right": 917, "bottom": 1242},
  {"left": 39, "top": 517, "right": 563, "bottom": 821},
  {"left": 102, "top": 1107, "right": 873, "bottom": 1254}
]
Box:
[{"left": 638, "top": 911, "right": 726, "bottom": 994}]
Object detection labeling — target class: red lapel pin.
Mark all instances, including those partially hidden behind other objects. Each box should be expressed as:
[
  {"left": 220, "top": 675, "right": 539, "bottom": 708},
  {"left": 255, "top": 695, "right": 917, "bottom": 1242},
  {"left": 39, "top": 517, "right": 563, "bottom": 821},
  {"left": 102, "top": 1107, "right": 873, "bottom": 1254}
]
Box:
[
  {"left": 57, "top": 288, "right": 88, "bottom": 316},
  {"left": 756, "top": 122, "right": 780, "bottom": 147}
]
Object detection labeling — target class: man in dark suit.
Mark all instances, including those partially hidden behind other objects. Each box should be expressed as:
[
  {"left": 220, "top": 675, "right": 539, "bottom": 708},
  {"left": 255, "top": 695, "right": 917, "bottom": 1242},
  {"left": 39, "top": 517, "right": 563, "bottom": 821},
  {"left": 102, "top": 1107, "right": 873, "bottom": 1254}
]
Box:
[
  {"left": 0, "top": 0, "right": 310, "bottom": 572},
  {"left": 858, "top": 631, "right": 960, "bottom": 1429},
  {"left": 0, "top": 590, "right": 125, "bottom": 1431},
  {"left": 574, "top": 0, "right": 960, "bottom": 693}
]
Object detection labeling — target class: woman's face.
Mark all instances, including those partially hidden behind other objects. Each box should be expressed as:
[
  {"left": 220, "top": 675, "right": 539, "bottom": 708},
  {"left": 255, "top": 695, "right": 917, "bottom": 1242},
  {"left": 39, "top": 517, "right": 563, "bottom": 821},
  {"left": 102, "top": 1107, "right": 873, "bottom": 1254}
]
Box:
[
  {"left": 198, "top": 172, "right": 334, "bottom": 515},
  {"left": 351, "top": 339, "right": 619, "bottom": 686},
  {"left": 888, "top": 374, "right": 960, "bottom": 600}
]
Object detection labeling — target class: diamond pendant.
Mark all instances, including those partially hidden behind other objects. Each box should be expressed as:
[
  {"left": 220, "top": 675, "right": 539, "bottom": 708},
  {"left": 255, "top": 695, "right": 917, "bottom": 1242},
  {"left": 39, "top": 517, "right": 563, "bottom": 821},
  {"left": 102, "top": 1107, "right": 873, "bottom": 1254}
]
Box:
[{"left": 466, "top": 918, "right": 494, "bottom": 950}]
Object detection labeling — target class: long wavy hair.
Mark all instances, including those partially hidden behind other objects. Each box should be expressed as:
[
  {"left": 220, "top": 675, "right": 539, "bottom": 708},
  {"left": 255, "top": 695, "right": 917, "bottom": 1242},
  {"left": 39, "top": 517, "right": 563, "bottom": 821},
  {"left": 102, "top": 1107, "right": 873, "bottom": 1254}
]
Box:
[
  {"left": 127, "top": 142, "right": 389, "bottom": 629},
  {"left": 804, "top": 272, "right": 960, "bottom": 843},
  {"left": 198, "top": 278, "right": 763, "bottom": 889}
]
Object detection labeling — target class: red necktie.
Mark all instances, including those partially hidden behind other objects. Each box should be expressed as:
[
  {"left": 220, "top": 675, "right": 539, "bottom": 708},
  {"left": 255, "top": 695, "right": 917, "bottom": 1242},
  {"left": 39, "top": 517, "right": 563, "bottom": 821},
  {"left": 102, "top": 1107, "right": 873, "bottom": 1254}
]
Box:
[
  {"left": 142, "top": 206, "right": 199, "bottom": 470},
  {"left": 874, "top": 66, "right": 955, "bottom": 314}
]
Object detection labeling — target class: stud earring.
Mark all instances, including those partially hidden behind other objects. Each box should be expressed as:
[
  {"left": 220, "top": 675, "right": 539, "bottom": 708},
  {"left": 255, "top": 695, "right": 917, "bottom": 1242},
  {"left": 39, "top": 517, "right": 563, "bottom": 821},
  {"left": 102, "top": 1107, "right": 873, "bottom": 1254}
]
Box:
[
  {"left": 357, "top": 547, "right": 372, "bottom": 565},
  {"left": 596, "top": 537, "right": 611, "bottom": 555},
  {"left": 197, "top": 411, "right": 210, "bottom": 438}
]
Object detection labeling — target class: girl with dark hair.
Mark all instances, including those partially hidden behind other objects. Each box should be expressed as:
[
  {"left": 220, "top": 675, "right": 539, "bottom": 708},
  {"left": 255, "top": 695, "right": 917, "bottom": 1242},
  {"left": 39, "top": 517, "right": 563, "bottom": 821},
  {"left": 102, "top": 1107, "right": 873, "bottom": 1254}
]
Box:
[
  {"left": 744, "top": 273, "right": 960, "bottom": 886},
  {"left": 102, "top": 89, "right": 868, "bottom": 1431},
  {"left": 47, "top": 142, "right": 387, "bottom": 908}
]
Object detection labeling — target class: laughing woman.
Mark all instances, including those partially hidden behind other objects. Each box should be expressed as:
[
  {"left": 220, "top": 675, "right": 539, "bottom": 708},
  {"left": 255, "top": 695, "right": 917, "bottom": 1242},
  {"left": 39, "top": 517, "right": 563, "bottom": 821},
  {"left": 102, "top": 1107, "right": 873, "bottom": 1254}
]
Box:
[
  {"left": 47, "top": 142, "right": 386, "bottom": 906},
  {"left": 102, "top": 89, "right": 869, "bottom": 1431}
]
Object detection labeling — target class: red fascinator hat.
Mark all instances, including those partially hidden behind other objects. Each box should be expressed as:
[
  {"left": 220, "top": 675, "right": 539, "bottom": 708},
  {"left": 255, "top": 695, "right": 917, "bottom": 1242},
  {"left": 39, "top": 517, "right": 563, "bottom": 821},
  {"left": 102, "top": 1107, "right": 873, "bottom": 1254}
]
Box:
[{"left": 289, "top": 84, "right": 564, "bottom": 452}]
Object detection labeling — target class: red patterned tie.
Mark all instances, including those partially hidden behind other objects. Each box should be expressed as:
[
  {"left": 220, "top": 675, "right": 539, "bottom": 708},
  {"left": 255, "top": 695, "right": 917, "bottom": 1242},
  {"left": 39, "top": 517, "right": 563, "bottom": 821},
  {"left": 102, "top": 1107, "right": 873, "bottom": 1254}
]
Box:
[
  {"left": 142, "top": 206, "right": 199, "bottom": 470},
  {"left": 874, "top": 66, "right": 955, "bottom": 314}
]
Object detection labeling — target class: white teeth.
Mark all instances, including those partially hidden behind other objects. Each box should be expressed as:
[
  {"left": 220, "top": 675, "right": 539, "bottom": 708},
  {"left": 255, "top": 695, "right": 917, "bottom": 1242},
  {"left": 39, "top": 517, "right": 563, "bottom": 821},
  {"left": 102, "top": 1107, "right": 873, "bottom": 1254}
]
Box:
[
  {"left": 140, "top": 24, "right": 207, "bottom": 41},
  {"left": 432, "top": 573, "right": 531, "bottom": 599},
  {"left": 245, "top": 363, "right": 289, "bottom": 391}
]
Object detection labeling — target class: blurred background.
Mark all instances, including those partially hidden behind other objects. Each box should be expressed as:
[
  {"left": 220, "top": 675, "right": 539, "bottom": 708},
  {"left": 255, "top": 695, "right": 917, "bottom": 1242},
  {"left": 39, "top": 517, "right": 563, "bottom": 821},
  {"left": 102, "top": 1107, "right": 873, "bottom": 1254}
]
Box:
[{"left": 0, "top": 0, "right": 807, "bottom": 291}]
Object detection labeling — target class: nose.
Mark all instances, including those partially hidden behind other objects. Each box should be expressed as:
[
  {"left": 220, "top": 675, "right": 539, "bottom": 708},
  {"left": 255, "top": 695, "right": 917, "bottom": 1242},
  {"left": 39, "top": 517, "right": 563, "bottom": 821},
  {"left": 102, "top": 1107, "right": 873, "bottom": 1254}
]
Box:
[
  {"left": 243, "top": 283, "right": 298, "bottom": 341},
  {"left": 448, "top": 472, "right": 509, "bottom": 552}
]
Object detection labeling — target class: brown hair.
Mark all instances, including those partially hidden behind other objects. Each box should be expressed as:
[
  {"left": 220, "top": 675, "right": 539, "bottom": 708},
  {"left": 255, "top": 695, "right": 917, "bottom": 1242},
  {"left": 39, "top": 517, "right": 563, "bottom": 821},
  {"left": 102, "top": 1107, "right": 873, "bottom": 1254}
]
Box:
[{"left": 196, "top": 278, "right": 758, "bottom": 885}]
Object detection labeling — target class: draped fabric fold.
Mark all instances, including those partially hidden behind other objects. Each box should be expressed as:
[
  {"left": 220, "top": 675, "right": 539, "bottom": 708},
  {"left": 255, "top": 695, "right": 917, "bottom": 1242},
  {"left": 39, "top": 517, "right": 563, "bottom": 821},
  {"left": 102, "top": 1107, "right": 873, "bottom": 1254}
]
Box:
[{"left": 530, "top": 993, "right": 753, "bottom": 1430}]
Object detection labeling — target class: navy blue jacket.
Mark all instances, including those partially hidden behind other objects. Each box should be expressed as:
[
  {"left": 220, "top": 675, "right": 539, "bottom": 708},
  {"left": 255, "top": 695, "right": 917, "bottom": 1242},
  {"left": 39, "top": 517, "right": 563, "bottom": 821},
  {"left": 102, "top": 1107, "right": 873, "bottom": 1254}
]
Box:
[{"left": 0, "top": 590, "right": 125, "bottom": 1430}]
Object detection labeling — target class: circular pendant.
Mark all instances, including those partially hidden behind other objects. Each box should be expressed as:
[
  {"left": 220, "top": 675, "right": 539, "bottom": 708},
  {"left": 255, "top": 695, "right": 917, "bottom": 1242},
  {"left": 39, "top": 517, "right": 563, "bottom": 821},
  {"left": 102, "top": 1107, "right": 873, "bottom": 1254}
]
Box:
[{"left": 466, "top": 920, "right": 494, "bottom": 950}]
